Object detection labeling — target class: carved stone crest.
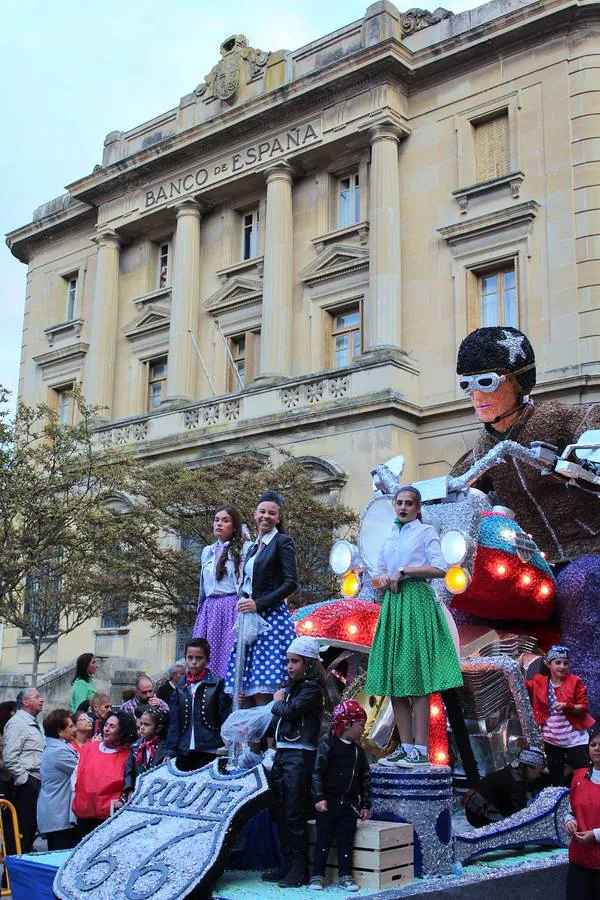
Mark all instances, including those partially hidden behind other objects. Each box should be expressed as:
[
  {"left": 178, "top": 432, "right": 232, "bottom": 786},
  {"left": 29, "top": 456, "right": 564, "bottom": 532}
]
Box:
[
  {"left": 400, "top": 7, "right": 454, "bottom": 35},
  {"left": 196, "top": 35, "right": 269, "bottom": 104}
]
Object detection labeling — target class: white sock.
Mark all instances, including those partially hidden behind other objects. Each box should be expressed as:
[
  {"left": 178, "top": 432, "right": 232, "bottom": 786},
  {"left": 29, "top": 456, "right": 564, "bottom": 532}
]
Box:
[
  {"left": 414, "top": 744, "right": 427, "bottom": 755},
  {"left": 401, "top": 743, "right": 414, "bottom": 753}
]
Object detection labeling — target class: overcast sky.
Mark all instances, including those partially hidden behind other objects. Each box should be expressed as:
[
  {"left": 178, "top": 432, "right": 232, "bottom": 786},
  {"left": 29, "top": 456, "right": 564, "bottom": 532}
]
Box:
[{"left": 1, "top": 0, "right": 475, "bottom": 408}]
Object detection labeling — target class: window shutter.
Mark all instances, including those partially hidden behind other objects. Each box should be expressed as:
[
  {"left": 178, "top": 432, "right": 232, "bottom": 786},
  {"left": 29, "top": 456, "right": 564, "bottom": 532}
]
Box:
[{"left": 474, "top": 113, "right": 509, "bottom": 182}]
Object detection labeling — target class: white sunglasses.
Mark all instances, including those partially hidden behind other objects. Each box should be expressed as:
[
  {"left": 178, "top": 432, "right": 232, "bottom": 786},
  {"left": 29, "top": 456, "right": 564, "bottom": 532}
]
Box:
[{"left": 459, "top": 372, "right": 506, "bottom": 394}]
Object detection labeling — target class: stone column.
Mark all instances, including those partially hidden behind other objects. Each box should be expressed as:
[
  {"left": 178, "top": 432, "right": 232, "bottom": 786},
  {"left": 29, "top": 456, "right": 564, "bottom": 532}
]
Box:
[
  {"left": 256, "top": 163, "right": 294, "bottom": 382},
  {"left": 365, "top": 124, "right": 402, "bottom": 352},
  {"left": 86, "top": 230, "right": 120, "bottom": 416},
  {"left": 166, "top": 200, "right": 201, "bottom": 403}
]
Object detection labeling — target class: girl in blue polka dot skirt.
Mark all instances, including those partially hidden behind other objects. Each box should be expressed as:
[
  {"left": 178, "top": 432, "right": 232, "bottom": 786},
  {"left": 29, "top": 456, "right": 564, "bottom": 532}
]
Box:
[{"left": 225, "top": 491, "right": 298, "bottom": 706}]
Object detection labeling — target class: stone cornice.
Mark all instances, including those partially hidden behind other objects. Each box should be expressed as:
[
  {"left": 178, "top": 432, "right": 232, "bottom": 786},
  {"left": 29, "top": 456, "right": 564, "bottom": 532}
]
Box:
[
  {"left": 33, "top": 341, "right": 89, "bottom": 368},
  {"left": 438, "top": 200, "right": 540, "bottom": 246}
]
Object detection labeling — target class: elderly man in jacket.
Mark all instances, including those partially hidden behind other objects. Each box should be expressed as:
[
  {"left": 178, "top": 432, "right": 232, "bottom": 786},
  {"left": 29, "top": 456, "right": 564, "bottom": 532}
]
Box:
[{"left": 3, "top": 687, "right": 45, "bottom": 852}]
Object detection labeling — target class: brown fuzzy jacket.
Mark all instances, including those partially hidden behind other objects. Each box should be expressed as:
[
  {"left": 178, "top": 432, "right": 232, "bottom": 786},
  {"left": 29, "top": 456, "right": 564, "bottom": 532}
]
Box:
[{"left": 451, "top": 399, "right": 600, "bottom": 563}]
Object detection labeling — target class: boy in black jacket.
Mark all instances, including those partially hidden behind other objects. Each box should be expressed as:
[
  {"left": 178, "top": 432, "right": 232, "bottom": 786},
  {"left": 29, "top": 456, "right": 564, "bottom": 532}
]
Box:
[
  {"left": 310, "top": 700, "right": 371, "bottom": 892},
  {"left": 166, "top": 638, "right": 231, "bottom": 771}
]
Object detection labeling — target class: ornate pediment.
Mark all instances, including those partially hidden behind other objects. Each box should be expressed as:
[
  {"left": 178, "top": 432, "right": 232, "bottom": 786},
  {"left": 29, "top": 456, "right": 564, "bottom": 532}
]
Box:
[
  {"left": 299, "top": 243, "right": 369, "bottom": 286},
  {"left": 204, "top": 276, "right": 263, "bottom": 314},
  {"left": 122, "top": 302, "right": 170, "bottom": 341}
]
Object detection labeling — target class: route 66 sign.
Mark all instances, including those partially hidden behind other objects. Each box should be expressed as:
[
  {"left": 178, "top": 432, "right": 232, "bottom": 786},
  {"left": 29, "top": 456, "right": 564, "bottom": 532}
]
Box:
[{"left": 54, "top": 760, "right": 270, "bottom": 900}]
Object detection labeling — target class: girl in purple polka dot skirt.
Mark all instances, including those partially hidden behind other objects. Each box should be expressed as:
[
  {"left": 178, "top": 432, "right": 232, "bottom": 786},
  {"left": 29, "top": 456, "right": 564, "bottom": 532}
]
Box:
[{"left": 192, "top": 505, "right": 251, "bottom": 679}]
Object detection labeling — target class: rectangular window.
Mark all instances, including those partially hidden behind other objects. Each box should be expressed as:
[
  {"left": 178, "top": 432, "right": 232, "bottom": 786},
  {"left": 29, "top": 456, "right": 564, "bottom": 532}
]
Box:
[
  {"left": 54, "top": 384, "right": 73, "bottom": 426},
  {"left": 101, "top": 599, "right": 129, "bottom": 629},
  {"left": 478, "top": 264, "right": 518, "bottom": 328},
  {"left": 158, "top": 243, "right": 170, "bottom": 289},
  {"left": 227, "top": 330, "right": 260, "bottom": 390},
  {"left": 25, "top": 552, "right": 61, "bottom": 635},
  {"left": 241, "top": 210, "right": 259, "bottom": 261},
  {"left": 338, "top": 173, "right": 360, "bottom": 228},
  {"left": 331, "top": 305, "right": 361, "bottom": 367},
  {"left": 474, "top": 112, "right": 510, "bottom": 182},
  {"left": 66, "top": 277, "right": 77, "bottom": 321},
  {"left": 148, "top": 357, "right": 168, "bottom": 410},
  {"left": 229, "top": 335, "right": 246, "bottom": 389}
]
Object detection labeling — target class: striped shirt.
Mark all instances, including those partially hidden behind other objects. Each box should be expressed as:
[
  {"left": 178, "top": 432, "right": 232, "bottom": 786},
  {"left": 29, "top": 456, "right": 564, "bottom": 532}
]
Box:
[{"left": 542, "top": 681, "right": 589, "bottom": 748}]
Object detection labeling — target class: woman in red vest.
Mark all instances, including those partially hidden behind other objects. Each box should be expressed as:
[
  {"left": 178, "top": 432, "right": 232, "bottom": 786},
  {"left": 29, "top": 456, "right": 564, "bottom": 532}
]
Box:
[
  {"left": 565, "top": 726, "right": 600, "bottom": 899},
  {"left": 72, "top": 710, "right": 137, "bottom": 839}
]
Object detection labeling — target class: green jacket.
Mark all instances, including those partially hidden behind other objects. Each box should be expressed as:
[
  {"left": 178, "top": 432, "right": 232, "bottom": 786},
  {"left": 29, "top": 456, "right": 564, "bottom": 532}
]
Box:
[{"left": 70, "top": 678, "right": 96, "bottom": 712}]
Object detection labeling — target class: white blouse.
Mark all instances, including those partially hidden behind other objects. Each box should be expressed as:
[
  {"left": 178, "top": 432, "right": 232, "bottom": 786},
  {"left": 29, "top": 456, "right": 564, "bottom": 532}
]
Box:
[
  {"left": 375, "top": 519, "right": 447, "bottom": 577},
  {"left": 240, "top": 527, "right": 278, "bottom": 597},
  {"left": 200, "top": 540, "right": 251, "bottom": 597}
]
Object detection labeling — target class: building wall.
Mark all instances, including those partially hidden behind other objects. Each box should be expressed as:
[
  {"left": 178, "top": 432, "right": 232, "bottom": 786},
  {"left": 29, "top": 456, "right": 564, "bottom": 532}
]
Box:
[{"left": 6, "top": 0, "right": 600, "bottom": 680}]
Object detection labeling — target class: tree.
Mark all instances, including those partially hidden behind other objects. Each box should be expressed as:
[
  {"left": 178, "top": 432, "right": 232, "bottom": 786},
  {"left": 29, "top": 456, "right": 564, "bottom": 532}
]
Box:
[
  {"left": 130, "top": 451, "right": 357, "bottom": 634},
  {"left": 0, "top": 387, "right": 164, "bottom": 684}
]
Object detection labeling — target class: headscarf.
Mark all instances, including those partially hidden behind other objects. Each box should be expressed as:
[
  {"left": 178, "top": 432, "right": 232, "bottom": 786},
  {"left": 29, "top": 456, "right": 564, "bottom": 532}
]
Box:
[
  {"left": 512, "top": 747, "right": 546, "bottom": 770},
  {"left": 330, "top": 700, "right": 367, "bottom": 737},
  {"left": 546, "top": 645, "right": 569, "bottom": 663},
  {"left": 287, "top": 636, "right": 322, "bottom": 660}
]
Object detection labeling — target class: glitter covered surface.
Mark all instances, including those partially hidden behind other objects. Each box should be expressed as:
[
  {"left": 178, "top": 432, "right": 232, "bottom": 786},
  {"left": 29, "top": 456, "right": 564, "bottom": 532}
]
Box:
[
  {"left": 556, "top": 555, "right": 600, "bottom": 715},
  {"left": 371, "top": 766, "right": 454, "bottom": 876},
  {"left": 454, "top": 787, "right": 570, "bottom": 864},
  {"left": 451, "top": 513, "right": 555, "bottom": 621}
]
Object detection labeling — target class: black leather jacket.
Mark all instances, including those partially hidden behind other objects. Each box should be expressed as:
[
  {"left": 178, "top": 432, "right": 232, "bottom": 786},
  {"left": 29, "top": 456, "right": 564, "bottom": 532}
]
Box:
[
  {"left": 312, "top": 734, "right": 372, "bottom": 810},
  {"left": 123, "top": 739, "right": 168, "bottom": 794},
  {"left": 244, "top": 532, "right": 298, "bottom": 614},
  {"left": 166, "top": 671, "right": 231, "bottom": 756},
  {"left": 272, "top": 678, "right": 323, "bottom": 749}
]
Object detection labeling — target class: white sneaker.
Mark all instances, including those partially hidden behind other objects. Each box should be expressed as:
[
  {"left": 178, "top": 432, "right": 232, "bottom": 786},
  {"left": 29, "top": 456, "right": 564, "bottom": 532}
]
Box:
[
  {"left": 309, "top": 875, "right": 325, "bottom": 890},
  {"left": 338, "top": 875, "right": 360, "bottom": 891},
  {"left": 396, "top": 747, "right": 430, "bottom": 768}
]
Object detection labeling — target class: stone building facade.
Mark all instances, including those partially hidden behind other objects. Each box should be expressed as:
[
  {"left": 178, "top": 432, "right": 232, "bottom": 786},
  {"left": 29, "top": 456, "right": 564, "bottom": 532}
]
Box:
[{"left": 6, "top": 0, "right": 600, "bottom": 682}]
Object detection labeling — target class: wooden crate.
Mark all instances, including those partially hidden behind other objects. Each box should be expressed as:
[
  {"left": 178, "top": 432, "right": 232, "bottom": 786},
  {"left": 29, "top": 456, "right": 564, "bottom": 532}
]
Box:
[{"left": 308, "top": 820, "right": 414, "bottom": 889}]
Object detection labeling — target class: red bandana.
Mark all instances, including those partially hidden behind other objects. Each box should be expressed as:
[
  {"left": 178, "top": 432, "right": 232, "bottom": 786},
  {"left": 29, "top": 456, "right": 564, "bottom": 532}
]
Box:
[
  {"left": 330, "top": 700, "right": 367, "bottom": 737},
  {"left": 185, "top": 669, "right": 208, "bottom": 686},
  {"left": 135, "top": 735, "right": 161, "bottom": 766}
]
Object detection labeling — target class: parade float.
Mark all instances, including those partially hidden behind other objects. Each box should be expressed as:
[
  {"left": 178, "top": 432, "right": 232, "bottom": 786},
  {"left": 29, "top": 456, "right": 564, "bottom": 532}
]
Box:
[{"left": 46, "top": 433, "right": 599, "bottom": 900}]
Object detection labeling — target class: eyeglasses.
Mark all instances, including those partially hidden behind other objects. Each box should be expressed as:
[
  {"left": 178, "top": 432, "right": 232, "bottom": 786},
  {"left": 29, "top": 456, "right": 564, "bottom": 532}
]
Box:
[{"left": 459, "top": 372, "right": 506, "bottom": 394}]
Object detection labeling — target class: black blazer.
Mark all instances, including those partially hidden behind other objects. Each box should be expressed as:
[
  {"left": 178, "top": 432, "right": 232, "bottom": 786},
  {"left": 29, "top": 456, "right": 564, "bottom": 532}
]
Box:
[{"left": 244, "top": 531, "right": 298, "bottom": 614}]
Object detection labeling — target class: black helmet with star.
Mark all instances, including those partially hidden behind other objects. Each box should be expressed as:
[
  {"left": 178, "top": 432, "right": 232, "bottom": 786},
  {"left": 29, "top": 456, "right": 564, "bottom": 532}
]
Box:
[{"left": 457, "top": 326, "right": 536, "bottom": 395}]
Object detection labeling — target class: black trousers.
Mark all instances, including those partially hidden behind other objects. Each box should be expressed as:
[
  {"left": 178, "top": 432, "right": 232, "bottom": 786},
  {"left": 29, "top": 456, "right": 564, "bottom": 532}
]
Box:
[
  {"left": 176, "top": 751, "right": 216, "bottom": 772},
  {"left": 76, "top": 818, "right": 104, "bottom": 840},
  {"left": 566, "top": 862, "right": 600, "bottom": 900},
  {"left": 271, "top": 749, "right": 316, "bottom": 865},
  {"left": 13, "top": 775, "right": 40, "bottom": 853},
  {"left": 47, "top": 828, "right": 78, "bottom": 851},
  {"left": 544, "top": 742, "right": 590, "bottom": 787},
  {"left": 312, "top": 806, "right": 357, "bottom": 878}
]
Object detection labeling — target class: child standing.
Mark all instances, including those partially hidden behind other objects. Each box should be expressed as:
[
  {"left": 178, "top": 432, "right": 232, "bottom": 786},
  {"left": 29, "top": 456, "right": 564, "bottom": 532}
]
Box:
[
  {"left": 366, "top": 485, "right": 462, "bottom": 767},
  {"left": 122, "top": 706, "right": 169, "bottom": 800},
  {"left": 310, "top": 700, "right": 371, "bottom": 893},
  {"left": 262, "top": 636, "right": 325, "bottom": 889},
  {"left": 526, "top": 645, "right": 595, "bottom": 786},
  {"left": 166, "top": 638, "right": 231, "bottom": 771}
]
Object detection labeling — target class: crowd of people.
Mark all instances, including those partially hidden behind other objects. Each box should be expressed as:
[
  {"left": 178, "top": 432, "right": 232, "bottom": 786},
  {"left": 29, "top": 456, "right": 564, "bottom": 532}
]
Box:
[{"left": 0, "top": 483, "right": 597, "bottom": 896}]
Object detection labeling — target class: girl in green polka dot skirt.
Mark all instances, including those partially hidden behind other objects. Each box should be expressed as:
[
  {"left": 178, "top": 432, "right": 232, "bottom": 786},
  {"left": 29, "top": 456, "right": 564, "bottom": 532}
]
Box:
[{"left": 365, "top": 485, "right": 463, "bottom": 768}]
